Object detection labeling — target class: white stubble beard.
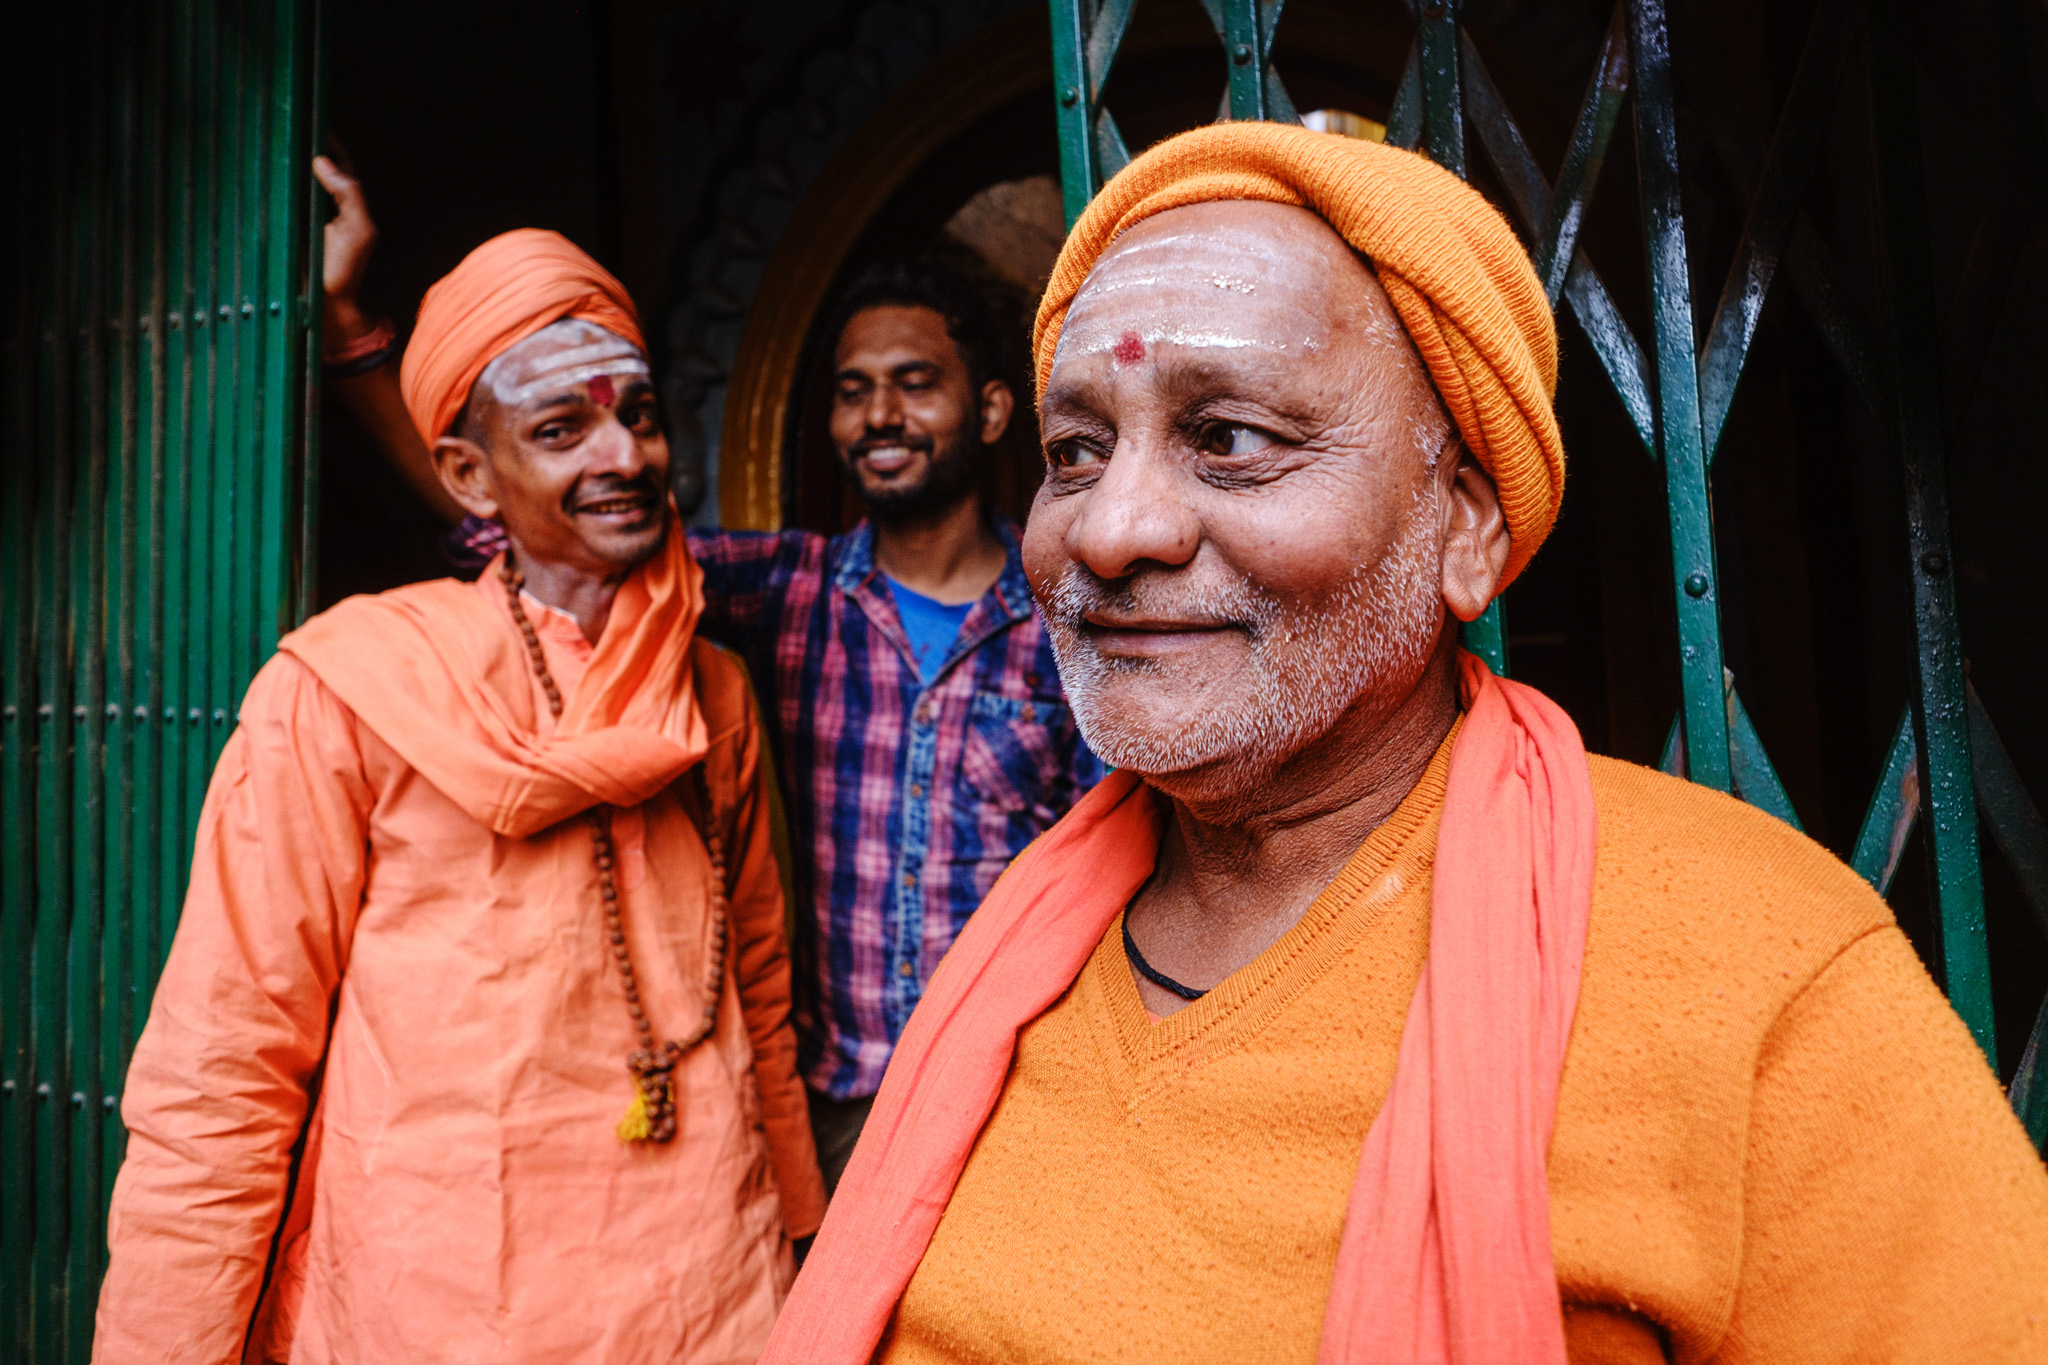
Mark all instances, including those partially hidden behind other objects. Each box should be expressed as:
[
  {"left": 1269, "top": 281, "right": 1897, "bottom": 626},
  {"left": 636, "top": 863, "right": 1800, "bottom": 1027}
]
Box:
[{"left": 1043, "top": 477, "right": 1449, "bottom": 797}]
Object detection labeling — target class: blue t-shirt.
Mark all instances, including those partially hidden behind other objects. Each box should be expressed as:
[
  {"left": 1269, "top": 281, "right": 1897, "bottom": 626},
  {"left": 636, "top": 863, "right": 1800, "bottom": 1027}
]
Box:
[{"left": 885, "top": 576, "right": 974, "bottom": 684}]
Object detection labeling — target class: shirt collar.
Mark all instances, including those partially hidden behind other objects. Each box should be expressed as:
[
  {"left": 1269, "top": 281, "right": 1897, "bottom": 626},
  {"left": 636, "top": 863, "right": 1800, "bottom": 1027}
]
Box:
[
  {"left": 833, "top": 513, "right": 1036, "bottom": 625},
  {"left": 987, "top": 516, "right": 1035, "bottom": 622}
]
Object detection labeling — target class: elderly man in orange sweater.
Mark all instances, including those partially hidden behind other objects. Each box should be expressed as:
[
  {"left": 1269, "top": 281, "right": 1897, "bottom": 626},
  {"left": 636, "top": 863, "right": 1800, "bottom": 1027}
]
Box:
[
  {"left": 767, "top": 124, "right": 2048, "bottom": 1364},
  {"left": 95, "top": 231, "right": 823, "bottom": 1363}
]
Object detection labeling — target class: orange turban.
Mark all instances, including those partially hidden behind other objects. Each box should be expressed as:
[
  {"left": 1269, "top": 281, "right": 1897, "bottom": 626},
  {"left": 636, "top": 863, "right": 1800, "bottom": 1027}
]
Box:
[
  {"left": 1034, "top": 122, "right": 1563, "bottom": 587},
  {"left": 400, "top": 228, "right": 645, "bottom": 447}
]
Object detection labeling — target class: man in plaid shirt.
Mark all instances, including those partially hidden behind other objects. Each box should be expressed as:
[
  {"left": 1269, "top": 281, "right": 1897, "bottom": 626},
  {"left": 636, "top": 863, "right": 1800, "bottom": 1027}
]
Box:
[{"left": 686, "top": 262, "right": 1103, "bottom": 1184}]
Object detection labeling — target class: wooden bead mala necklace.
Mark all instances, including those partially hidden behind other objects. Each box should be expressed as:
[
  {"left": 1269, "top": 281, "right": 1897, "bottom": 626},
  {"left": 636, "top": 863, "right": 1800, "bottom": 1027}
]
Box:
[{"left": 501, "top": 554, "right": 729, "bottom": 1145}]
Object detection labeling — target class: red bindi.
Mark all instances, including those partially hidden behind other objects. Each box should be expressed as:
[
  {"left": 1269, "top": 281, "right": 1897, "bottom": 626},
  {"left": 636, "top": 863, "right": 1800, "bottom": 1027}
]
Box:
[
  {"left": 1112, "top": 331, "right": 1145, "bottom": 365},
  {"left": 586, "top": 373, "right": 615, "bottom": 406}
]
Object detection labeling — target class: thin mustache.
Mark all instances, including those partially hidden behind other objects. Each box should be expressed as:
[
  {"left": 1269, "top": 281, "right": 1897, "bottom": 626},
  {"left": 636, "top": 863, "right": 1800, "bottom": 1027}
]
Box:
[{"left": 564, "top": 475, "right": 660, "bottom": 513}]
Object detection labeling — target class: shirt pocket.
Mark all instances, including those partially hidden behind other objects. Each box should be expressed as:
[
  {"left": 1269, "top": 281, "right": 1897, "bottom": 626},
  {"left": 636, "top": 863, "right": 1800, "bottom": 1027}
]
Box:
[{"left": 957, "top": 689, "right": 1075, "bottom": 824}]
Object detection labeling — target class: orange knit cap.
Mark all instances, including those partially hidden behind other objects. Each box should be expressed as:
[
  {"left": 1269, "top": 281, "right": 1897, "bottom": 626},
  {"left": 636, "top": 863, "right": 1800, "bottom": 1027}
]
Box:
[
  {"left": 1034, "top": 122, "right": 1563, "bottom": 587},
  {"left": 399, "top": 228, "right": 645, "bottom": 447}
]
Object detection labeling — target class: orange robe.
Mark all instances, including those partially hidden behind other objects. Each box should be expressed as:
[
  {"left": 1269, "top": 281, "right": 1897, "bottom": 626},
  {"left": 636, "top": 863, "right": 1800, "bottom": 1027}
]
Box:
[{"left": 94, "top": 535, "right": 824, "bottom": 1364}]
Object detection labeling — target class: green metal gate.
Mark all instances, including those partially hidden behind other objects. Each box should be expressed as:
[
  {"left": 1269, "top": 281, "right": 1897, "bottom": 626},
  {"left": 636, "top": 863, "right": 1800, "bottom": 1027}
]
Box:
[
  {"left": 1047, "top": 0, "right": 2048, "bottom": 1142},
  {"left": 0, "top": 1, "right": 322, "bottom": 1358}
]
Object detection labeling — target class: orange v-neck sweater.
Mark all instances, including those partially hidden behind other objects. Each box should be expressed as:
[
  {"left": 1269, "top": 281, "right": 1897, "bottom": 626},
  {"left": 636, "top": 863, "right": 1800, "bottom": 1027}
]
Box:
[{"left": 881, "top": 746, "right": 2048, "bottom": 1363}]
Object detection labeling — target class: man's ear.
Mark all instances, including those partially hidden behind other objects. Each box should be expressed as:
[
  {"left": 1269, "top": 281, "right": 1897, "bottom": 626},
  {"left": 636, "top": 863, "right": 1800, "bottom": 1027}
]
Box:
[
  {"left": 432, "top": 435, "right": 501, "bottom": 520},
  {"left": 1438, "top": 446, "right": 1511, "bottom": 623},
  {"left": 978, "top": 378, "right": 1016, "bottom": 446}
]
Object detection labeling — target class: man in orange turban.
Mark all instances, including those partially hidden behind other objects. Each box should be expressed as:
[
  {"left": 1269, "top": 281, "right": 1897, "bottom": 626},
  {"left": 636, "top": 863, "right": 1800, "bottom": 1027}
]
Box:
[
  {"left": 766, "top": 124, "right": 2048, "bottom": 1364},
  {"left": 95, "top": 229, "right": 823, "bottom": 1363}
]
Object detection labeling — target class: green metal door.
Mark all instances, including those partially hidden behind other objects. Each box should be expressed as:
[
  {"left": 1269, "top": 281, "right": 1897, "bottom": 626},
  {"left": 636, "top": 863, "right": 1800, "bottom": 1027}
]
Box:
[
  {"left": 1046, "top": 0, "right": 2048, "bottom": 1142},
  {"left": 0, "top": 1, "right": 322, "bottom": 1359}
]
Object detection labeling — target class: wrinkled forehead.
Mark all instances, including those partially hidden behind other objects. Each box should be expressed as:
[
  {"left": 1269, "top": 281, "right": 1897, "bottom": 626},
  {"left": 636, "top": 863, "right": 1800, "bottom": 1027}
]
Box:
[
  {"left": 1054, "top": 201, "right": 1392, "bottom": 371},
  {"left": 478, "top": 317, "right": 648, "bottom": 408}
]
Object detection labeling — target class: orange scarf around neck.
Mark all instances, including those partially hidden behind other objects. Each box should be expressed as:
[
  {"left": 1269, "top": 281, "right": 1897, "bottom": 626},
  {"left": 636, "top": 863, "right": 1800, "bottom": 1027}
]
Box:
[
  {"left": 280, "top": 523, "right": 709, "bottom": 839},
  {"left": 764, "top": 653, "right": 1596, "bottom": 1364}
]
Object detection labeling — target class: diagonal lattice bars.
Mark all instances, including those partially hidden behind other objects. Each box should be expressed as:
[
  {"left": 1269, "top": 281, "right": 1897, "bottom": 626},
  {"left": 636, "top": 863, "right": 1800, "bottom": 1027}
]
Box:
[{"left": 1044, "top": 0, "right": 2048, "bottom": 1086}]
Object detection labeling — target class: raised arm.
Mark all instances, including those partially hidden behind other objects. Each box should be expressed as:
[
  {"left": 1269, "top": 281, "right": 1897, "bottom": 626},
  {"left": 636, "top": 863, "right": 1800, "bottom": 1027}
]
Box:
[
  {"left": 313, "top": 154, "right": 463, "bottom": 524},
  {"left": 93, "top": 657, "right": 375, "bottom": 1364}
]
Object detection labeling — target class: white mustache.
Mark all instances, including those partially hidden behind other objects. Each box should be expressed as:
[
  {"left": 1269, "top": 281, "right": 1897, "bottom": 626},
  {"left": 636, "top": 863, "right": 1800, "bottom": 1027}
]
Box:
[{"left": 1041, "top": 569, "right": 1273, "bottom": 640}]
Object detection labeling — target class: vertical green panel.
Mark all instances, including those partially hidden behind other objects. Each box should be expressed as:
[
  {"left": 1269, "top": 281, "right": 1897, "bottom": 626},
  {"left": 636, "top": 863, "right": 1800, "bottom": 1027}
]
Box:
[
  {"left": 186, "top": 0, "right": 219, "bottom": 890},
  {"left": 32, "top": 17, "right": 80, "bottom": 1352},
  {"left": 1050, "top": 0, "right": 1097, "bottom": 229},
  {"left": 68, "top": 11, "right": 112, "bottom": 1351},
  {"left": 262, "top": 0, "right": 308, "bottom": 658},
  {"left": 234, "top": 0, "right": 269, "bottom": 701},
  {"left": 1627, "top": 0, "right": 1731, "bottom": 792},
  {"left": 1219, "top": 0, "right": 1267, "bottom": 122},
  {"left": 161, "top": 0, "right": 196, "bottom": 982},
  {"left": 206, "top": 0, "right": 235, "bottom": 783},
  {"left": 0, "top": 2, "right": 319, "bottom": 1358},
  {"left": 0, "top": 12, "right": 42, "bottom": 1354},
  {"left": 1865, "top": 0, "right": 1992, "bottom": 1063}
]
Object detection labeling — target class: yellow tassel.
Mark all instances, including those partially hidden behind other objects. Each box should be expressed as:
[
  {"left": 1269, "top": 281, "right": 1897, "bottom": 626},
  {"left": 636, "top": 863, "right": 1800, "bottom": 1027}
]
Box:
[{"left": 616, "top": 1088, "right": 652, "bottom": 1144}]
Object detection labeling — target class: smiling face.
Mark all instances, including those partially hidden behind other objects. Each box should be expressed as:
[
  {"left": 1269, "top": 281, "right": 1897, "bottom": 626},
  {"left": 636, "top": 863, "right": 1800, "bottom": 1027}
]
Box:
[
  {"left": 435, "top": 318, "right": 670, "bottom": 576},
  {"left": 1027, "top": 201, "right": 1483, "bottom": 808},
  {"left": 830, "top": 303, "right": 1012, "bottom": 519}
]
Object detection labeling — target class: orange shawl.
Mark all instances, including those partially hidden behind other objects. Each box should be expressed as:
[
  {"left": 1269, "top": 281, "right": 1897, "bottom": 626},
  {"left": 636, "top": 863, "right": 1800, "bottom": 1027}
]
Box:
[
  {"left": 280, "top": 523, "right": 708, "bottom": 835},
  {"left": 764, "top": 655, "right": 1595, "bottom": 1364}
]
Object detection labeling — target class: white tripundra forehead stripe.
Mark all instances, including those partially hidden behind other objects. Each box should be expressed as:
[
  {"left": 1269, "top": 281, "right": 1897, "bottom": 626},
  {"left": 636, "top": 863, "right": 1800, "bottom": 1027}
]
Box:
[
  {"left": 1092, "top": 229, "right": 1271, "bottom": 258},
  {"left": 1059, "top": 324, "right": 1313, "bottom": 357},
  {"left": 492, "top": 355, "right": 650, "bottom": 406},
  {"left": 1079, "top": 271, "right": 1258, "bottom": 296}
]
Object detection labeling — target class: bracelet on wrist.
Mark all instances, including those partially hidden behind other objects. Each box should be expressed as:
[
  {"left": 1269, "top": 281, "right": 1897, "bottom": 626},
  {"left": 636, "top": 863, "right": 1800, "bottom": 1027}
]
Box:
[{"left": 323, "top": 317, "right": 396, "bottom": 376}]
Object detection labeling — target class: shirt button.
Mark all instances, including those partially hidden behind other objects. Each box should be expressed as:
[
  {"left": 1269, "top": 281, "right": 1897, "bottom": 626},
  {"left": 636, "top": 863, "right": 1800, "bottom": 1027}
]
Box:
[
  {"left": 898, "top": 961, "right": 916, "bottom": 979},
  {"left": 909, "top": 782, "right": 923, "bottom": 798},
  {"left": 902, "top": 872, "right": 915, "bottom": 887},
  {"left": 915, "top": 705, "right": 932, "bottom": 726}
]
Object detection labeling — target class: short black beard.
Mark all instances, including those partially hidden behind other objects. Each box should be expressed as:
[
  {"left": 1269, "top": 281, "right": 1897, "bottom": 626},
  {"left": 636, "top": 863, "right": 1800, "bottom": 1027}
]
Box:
[{"left": 839, "top": 415, "right": 982, "bottom": 522}]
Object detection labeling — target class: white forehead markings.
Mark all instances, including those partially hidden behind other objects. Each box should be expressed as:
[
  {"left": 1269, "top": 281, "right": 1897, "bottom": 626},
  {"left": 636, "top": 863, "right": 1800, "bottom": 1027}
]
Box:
[
  {"left": 1063, "top": 325, "right": 1309, "bottom": 357},
  {"left": 1078, "top": 271, "right": 1258, "bottom": 296},
  {"left": 482, "top": 332, "right": 649, "bottom": 407},
  {"left": 1055, "top": 230, "right": 1322, "bottom": 369},
  {"left": 495, "top": 358, "right": 650, "bottom": 407}
]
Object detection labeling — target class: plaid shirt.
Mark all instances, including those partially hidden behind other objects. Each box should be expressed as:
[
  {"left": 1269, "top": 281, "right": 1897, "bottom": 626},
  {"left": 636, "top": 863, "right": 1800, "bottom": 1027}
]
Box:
[{"left": 689, "top": 519, "right": 1104, "bottom": 1099}]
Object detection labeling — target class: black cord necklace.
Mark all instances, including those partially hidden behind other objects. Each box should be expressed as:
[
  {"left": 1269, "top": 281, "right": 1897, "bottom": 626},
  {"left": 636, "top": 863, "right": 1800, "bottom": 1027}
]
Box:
[{"left": 1122, "top": 913, "right": 1208, "bottom": 1002}]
